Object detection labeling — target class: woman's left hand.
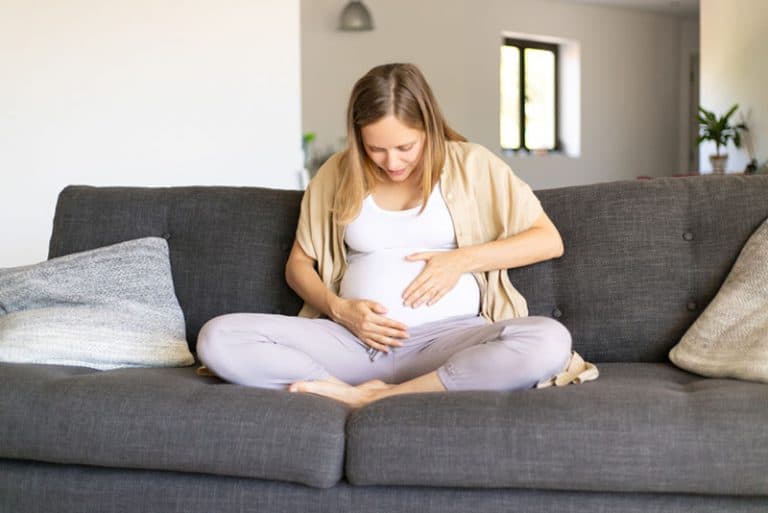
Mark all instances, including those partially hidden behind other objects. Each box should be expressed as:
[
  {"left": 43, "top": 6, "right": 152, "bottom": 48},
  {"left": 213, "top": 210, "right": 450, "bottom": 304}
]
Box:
[{"left": 402, "top": 250, "right": 469, "bottom": 308}]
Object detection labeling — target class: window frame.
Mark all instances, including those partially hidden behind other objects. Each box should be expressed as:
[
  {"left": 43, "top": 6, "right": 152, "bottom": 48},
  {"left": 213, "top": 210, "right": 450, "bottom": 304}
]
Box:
[{"left": 501, "top": 37, "right": 561, "bottom": 153}]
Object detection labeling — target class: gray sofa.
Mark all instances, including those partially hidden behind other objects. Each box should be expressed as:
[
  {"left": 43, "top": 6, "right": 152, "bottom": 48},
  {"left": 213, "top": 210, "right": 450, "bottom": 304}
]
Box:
[{"left": 2, "top": 176, "right": 768, "bottom": 513}]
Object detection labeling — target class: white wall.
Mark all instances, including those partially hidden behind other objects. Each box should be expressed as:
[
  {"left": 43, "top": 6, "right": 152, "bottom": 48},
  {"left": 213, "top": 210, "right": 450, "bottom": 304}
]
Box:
[
  {"left": 0, "top": 0, "right": 302, "bottom": 267},
  {"left": 700, "top": 0, "right": 768, "bottom": 173},
  {"left": 301, "top": 0, "right": 686, "bottom": 191}
]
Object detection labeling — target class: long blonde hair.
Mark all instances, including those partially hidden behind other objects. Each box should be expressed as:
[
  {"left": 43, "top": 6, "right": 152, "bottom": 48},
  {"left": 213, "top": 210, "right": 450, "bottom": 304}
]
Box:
[{"left": 333, "top": 63, "right": 466, "bottom": 225}]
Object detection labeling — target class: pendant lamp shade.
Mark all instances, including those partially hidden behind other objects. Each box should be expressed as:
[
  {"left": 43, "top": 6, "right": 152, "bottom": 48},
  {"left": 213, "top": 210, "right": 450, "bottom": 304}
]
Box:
[{"left": 338, "top": 1, "right": 374, "bottom": 31}]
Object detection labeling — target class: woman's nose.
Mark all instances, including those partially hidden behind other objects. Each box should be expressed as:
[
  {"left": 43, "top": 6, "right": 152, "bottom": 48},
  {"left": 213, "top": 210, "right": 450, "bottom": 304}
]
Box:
[{"left": 385, "top": 152, "right": 400, "bottom": 170}]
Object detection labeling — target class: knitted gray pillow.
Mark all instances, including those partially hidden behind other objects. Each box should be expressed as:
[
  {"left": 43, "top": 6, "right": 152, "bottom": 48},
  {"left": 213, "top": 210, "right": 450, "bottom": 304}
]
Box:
[
  {"left": 0, "top": 237, "right": 194, "bottom": 370},
  {"left": 669, "top": 218, "right": 768, "bottom": 383}
]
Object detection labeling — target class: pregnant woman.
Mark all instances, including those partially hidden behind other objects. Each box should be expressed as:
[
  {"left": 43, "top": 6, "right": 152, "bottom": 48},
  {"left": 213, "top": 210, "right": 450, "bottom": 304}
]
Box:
[{"left": 196, "top": 63, "right": 574, "bottom": 408}]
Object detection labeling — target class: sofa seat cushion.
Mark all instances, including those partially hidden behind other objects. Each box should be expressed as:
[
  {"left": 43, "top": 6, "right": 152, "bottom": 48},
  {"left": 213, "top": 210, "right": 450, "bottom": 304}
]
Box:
[
  {"left": 0, "top": 362, "right": 347, "bottom": 488},
  {"left": 346, "top": 362, "right": 768, "bottom": 495}
]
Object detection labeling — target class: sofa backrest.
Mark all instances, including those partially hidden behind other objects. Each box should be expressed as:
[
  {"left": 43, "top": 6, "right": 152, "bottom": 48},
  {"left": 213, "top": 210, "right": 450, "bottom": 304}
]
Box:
[
  {"left": 49, "top": 175, "right": 768, "bottom": 362},
  {"left": 515, "top": 175, "right": 768, "bottom": 362}
]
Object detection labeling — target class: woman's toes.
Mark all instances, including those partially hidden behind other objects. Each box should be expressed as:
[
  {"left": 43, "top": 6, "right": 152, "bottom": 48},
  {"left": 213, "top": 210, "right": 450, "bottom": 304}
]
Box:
[{"left": 288, "top": 381, "right": 308, "bottom": 393}]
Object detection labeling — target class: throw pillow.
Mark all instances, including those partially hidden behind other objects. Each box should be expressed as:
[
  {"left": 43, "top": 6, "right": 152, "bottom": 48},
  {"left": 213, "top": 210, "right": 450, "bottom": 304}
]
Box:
[
  {"left": 0, "top": 237, "right": 194, "bottom": 370},
  {"left": 669, "top": 218, "right": 768, "bottom": 383}
]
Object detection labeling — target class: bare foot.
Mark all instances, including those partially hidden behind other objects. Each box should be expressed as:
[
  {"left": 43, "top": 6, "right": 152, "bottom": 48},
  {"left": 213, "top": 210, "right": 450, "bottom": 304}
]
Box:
[
  {"left": 289, "top": 378, "right": 380, "bottom": 408},
  {"left": 357, "top": 379, "right": 395, "bottom": 391},
  {"left": 322, "top": 376, "right": 392, "bottom": 390}
]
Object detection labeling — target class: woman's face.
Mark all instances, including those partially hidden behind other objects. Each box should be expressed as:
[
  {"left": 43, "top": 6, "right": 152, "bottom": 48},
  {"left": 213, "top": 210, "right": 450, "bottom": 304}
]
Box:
[{"left": 360, "top": 115, "right": 425, "bottom": 185}]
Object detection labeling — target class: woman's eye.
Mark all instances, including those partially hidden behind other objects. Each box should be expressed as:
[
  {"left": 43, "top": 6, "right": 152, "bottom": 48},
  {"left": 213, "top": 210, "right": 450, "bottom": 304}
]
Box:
[{"left": 368, "top": 145, "right": 413, "bottom": 152}]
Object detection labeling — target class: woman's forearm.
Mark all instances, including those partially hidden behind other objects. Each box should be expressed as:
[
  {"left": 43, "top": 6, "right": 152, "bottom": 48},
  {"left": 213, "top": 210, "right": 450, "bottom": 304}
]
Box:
[
  {"left": 284, "top": 259, "right": 342, "bottom": 320},
  {"left": 457, "top": 225, "right": 564, "bottom": 274}
]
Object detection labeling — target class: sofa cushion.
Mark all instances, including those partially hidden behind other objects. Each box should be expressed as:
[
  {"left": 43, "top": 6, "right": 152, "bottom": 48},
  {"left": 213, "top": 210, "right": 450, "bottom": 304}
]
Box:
[
  {"left": 0, "top": 237, "right": 194, "bottom": 370},
  {"left": 0, "top": 361, "right": 348, "bottom": 488},
  {"left": 345, "top": 362, "right": 768, "bottom": 495},
  {"left": 669, "top": 217, "right": 768, "bottom": 383}
]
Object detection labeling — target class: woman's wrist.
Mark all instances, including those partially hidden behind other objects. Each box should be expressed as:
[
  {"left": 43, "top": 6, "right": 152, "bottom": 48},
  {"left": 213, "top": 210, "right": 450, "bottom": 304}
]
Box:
[
  {"left": 454, "top": 246, "right": 477, "bottom": 273},
  {"left": 326, "top": 291, "right": 346, "bottom": 322}
]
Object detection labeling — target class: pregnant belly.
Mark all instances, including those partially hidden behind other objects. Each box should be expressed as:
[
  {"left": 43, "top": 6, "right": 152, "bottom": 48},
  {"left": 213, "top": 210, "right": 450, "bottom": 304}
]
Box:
[{"left": 339, "top": 248, "right": 480, "bottom": 327}]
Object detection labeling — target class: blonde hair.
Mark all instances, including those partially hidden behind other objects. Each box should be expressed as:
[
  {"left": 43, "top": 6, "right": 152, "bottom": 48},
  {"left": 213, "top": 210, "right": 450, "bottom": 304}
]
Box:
[{"left": 333, "top": 63, "right": 466, "bottom": 225}]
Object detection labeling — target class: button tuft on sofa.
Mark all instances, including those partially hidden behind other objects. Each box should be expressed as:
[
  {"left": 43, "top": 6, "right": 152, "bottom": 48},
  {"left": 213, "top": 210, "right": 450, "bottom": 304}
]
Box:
[
  {"left": 686, "top": 301, "right": 697, "bottom": 311},
  {"left": 552, "top": 307, "right": 563, "bottom": 319},
  {"left": 682, "top": 232, "right": 694, "bottom": 241}
]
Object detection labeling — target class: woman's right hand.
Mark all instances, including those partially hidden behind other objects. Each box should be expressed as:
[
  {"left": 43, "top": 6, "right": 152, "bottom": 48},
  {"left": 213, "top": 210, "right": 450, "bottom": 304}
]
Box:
[{"left": 329, "top": 296, "right": 409, "bottom": 353}]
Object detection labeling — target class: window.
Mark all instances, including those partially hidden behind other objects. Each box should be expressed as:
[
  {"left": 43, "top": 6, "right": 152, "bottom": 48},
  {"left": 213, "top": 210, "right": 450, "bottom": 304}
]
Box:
[{"left": 500, "top": 38, "right": 560, "bottom": 153}]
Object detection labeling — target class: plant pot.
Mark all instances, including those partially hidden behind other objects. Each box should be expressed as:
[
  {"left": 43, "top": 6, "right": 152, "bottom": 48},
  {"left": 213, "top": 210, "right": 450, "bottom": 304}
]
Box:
[{"left": 710, "top": 154, "right": 728, "bottom": 174}]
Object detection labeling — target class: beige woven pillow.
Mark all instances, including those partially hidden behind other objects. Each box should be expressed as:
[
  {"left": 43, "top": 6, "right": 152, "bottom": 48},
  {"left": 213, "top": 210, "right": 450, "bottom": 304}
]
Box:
[{"left": 669, "top": 218, "right": 768, "bottom": 383}]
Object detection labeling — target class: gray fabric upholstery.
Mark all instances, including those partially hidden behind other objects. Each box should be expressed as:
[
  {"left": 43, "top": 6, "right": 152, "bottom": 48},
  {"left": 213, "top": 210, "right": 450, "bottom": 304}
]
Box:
[
  {"left": 48, "top": 177, "right": 768, "bottom": 362},
  {"left": 346, "top": 362, "right": 768, "bottom": 494},
  {"left": 670, "top": 217, "right": 768, "bottom": 383},
  {"left": 0, "top": 361, "right": 347, "bottom": 488},
  {"left": 2, "top": 458, "right": 767, "bottom": 513},
  {"left": 0, "top": 237, "right": 193, "bottom": 370}
]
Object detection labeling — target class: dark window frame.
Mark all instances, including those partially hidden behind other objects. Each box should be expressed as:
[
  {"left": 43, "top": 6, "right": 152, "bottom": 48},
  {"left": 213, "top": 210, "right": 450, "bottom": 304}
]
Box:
[{"left": 502, "top": 37, "right": 561, "bottom": 153}]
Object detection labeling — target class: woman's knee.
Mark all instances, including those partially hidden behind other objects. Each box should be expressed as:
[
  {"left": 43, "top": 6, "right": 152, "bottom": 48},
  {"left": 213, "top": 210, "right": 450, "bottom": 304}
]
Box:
[
  {"left": 196, "top": 314, "right": 251, "bottom": 366},
  {"left": 501, "top": 315, "right": 570, "bottom": 345},
  {"left": 196, "top": 313, "right": 288, "bottom": 386},
  {"left": 500, "top": 316, "right": 572, "bottom": 376},
  {"left": 531, "top": 316, "right": 571, "bottom": 350},
  {"left": 439, "top": 317, "right": 573, "bottom": 391}
]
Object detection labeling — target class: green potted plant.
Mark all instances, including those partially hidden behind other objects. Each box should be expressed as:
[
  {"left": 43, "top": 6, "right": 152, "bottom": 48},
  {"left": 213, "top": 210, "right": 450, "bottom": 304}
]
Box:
[
  {"left": 302, "top": 132, "right": 316, "bottom": 169},
  {"left": 697, "top": 104, "right": 747, "bottom": 174}
]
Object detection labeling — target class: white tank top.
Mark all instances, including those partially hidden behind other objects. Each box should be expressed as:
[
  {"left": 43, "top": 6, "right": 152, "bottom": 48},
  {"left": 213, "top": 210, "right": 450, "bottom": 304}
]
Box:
[{"left": 340, "top": 183, "right": 481, "bottom": 327}]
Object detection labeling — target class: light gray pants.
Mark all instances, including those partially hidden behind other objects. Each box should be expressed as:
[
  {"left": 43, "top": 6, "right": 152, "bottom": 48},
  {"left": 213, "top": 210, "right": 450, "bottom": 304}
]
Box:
[{"left": 196, "top": 313, "right": 572, "bottom": 392}]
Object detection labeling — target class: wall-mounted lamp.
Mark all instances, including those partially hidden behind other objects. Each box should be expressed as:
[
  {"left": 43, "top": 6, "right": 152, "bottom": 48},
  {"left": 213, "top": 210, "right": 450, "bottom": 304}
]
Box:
[{"left": 338, "top": 1, "right": 374, "bottom": 31}]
